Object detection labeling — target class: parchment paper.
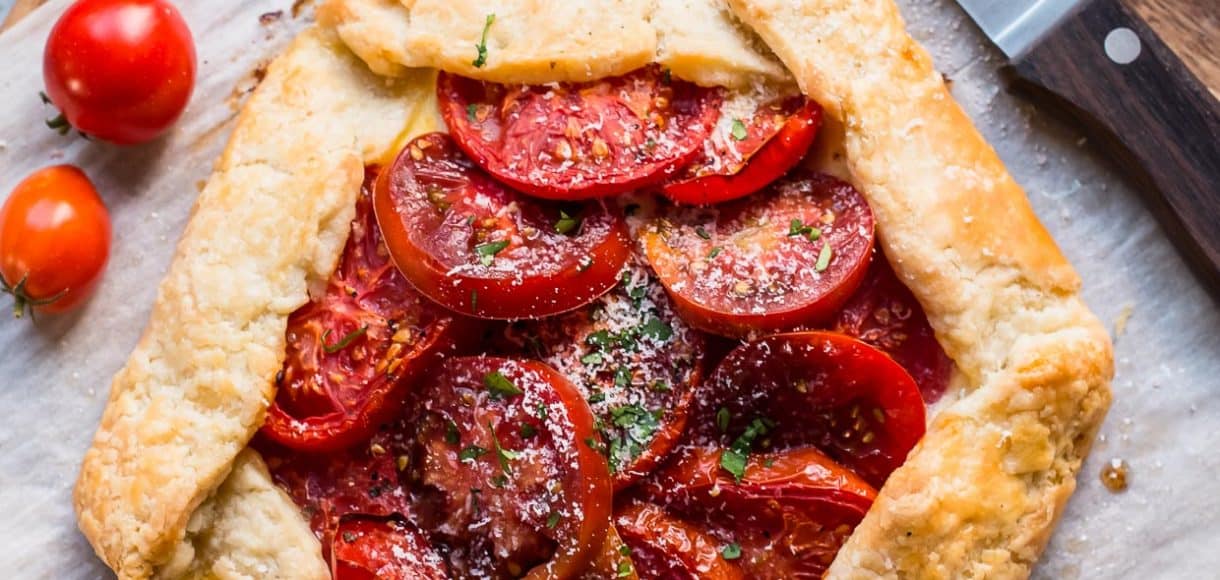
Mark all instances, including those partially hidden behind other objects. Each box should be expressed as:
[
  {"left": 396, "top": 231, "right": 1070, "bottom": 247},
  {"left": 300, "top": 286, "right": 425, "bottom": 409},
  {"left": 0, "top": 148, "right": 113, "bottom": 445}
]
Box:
[{"left": 0, "top": 1, "right": 1216, "bottom": 578}]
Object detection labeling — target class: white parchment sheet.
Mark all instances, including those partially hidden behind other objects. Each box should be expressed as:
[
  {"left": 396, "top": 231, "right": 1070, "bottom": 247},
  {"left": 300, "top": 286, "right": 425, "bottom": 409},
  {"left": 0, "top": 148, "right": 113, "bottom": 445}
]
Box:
[{"left": 0, "top": 1, "right": 1216, "bottom": 577}]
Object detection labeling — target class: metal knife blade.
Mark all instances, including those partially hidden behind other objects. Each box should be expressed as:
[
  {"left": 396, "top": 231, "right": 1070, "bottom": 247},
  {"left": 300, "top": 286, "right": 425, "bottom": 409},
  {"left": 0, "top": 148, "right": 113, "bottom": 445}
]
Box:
[{"left": 955, "top": 0, "right": 1088, "bottom": 59}]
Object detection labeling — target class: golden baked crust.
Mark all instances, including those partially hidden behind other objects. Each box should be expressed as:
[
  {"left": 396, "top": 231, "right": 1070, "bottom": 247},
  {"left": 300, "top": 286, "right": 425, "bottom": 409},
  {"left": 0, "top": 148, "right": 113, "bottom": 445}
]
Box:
[
  {"left": 725, "top": 1, "right": 1113, "bottom": 577},
  {"left": 155, "top": 450, "right": 328, "bottom": 580},
  {"left": 74, "top": 1, "right": 1111, "bottom": 578},
  {"left": 72, "top": 28, "right": 439, "bottom": 579},
  {"left": 319, "top": 0, "right": 793, "bottom": 88}
]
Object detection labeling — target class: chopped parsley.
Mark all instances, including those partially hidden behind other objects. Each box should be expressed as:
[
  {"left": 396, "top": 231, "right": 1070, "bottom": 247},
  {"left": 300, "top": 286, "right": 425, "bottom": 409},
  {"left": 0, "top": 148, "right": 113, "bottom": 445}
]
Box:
[
  {"left": 488, "top": 421, "right": 519, "bottom": 475},
  {"left": 650, "top": 380, "right": 670, "bottom": 392},
  {"left": 484, "top": 371, "right": 523, "bottom": 399},
  {"left": 721, "top": 542, "right": 742, "bottom": 560},
  {"left": 472, "top": 13, "right": 495, "bottom": 68},
  {"left": 342, "top": 531, "right": 357, "bottom": 543},
  {"left": 475, "top": 240, "right": 509, "bottom": 266},
  {"left": 546, "top": 511, "right": 561, "bottom": 529},
  {"left": 466, "top": 103, "right": 478, "bottom": 123},
  {"left": 580, "top": 352, "right": 603, "bottom": 366},
  {"left": 321, "top": 325, "right": 367, "bottom": 354},
  {"left": 586, "top": 330, "right": 615, "bottom": 349},
  {"left": 788, "top": 218, "right": 821, "bottom": 241},
  {"left": 730, "top": 119, "right": 748, "bottom": 141},
  {"left": 695, "top": 225, "right": 712, "bottom": 240},
  {"left": 459, "top": 445, "right": 487, "bottom": 462},
  {"left": 520, "top": 423, "right": 537, "bottom": 438},
  {"left": 619, "top": 545, "right": 632, "bottom": 556},
  {"left": 639, "top": 316, "right": 672, "bottom": 341},
  {"left": 614, "top": 366, "right": 632, "bottom": 387},
  {"left": 588, "top": 391, "right": 607, "bottom": 404},
  {"left": 445, "top": 420, "right": 461, "bottom": 445},
  {"left": 815, "top": 241, "right": 833, "bottom": 272},
  {"left": 584, "top": 436, "right": 607, "bottom": 455},
  {"left": 720, "top": 417, "right": 774, "bottom": 481},
  {"left": 603, "top": 404, "right": 661, "bottom": 472},
  {"left": 716, "top": 407, "right": 731, "bottom": 432},
  {"left": 708, "top": 246, "right": 723, "bottom": 259},
  {"left": 536, "top": 402, "right": 548, "bottom": 420},
  {"left": 617, "top": 561, "right": 634, "bottom": 577},
  {"left": 555, "top": 210, "right": 580, "bottom": 234}
]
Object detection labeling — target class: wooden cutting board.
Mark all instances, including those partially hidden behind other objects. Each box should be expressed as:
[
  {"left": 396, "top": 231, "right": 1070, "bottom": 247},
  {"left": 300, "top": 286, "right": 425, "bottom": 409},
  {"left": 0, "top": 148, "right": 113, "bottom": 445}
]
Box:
[{"left": 4, "top": 0, "right": 1216, "bottom": 94}]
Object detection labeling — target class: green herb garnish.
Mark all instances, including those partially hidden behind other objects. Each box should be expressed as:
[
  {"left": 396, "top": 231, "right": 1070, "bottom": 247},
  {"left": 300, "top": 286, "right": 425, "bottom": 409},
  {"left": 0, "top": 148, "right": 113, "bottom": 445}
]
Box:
[
  {"left": 484, "top": 371, "right": 524, "bottom": 399},
  {"left": 721, "top": 542, "right": 742, "bottom": 560},
  {"left": 475, "top": 240, "right": 509, "bottom": 266},
  {"left": 555, "top": 210, "right": 580, "bottom": 234},
  {"left": 488, "top": 421, "right": 519, "bottom": 475},
  {"left": 472, "top": 13, "right": 495, "bottom": 68},
  {"left": 466, "top": 103, "right": 479, "bottom": 122},
  {"left": 322, "top": 325, "right": 367, "bottom": 354},
  {"left": 815, "top": 241, "right": 833, "bottom": 272},
  {"left": 445, "top": 420, "right": 461, "bottom": 445},
  {"left": 459, "top": 445, "right": 487, "bottom": 462},
  {"left": 730, "top": 119, "right": 748, "bottom": 141}
]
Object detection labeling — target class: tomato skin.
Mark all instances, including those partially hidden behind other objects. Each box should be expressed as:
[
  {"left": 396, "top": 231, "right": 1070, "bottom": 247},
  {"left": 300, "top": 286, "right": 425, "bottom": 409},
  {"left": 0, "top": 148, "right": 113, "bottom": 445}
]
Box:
[
  {"left": 374, "top": 133, "right": 632, "bottom": 320},
  {"left": 689, "top": 331, "right": 926, "bottom": 488},
  {"left": 661, "top": 97, "right": 823, "bottom": 205},
  {"left": 43, "top": 0, "right": 196, "bottom": 144},
  {"left": 438, "top": 67, "right": 722, "bottom": 200},
  {"left": 831, "top": 253, "right": 953, "bottom": 403},
  {"left": 260, "top": 169, "right": 470, "bottom": 453},
  {"left": 0, "top": 165, "right": 110, "bottom": 317},
  {"left": 494, "top": 261, "right": 707, "bottom": 490},
  {"left": 616, "top": 502, "right": 744, "bottom": 580},
  {"left": 331, "top": 517, "right": 448, "bottom": 580},
  {"left": 408, "top": 356, "right": 612, "bottom": 579},
  {"left": 642, "top": 172, "right": 875, "bottom": 338},
  {"left": 642, "top": 446, "right": 876, "bottom": 578}
]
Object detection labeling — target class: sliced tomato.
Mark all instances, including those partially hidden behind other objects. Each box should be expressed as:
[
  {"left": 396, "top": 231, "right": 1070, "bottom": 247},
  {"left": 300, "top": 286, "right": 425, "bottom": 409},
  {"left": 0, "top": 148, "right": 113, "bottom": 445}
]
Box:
[
  {"left": 332, "top": 517, "right": 448, "bottom": 580},
  {"left": 641, "top": 172, "right": 875, "bottom": 338},
  {"left": 642, "top": 446, "right": 876, "bottom": 578},
  {"left": 662, "top": 96, "right": 822, "bottom": 205},
  {"left": 579, "top": 526, "right": 639, "bottom": 580},
  {"left": 832, "top": 252, "right": 953, "bottom": 403},
  {"left": 615, "top": 501, "right": 745, "bottom": 580},
  {"left": 260, "top": 168, "right": 467, "bottom": 453},
  {"left": 375, "top": 133, "right": 632, "bottom": 319},
  {"left": 406, "top": 356, "right": 612, "bottom": 579},
  {"left": 686, "top": 332, "right": 925, "bottom": 488},
  {"left": 438, "top": 66, "right": 722, "bottom": 200},
  {"left": 495, "top": 260, "right": 706, "bottom": 489},
  {"left": 257, "top": 425, "right": 414, "bottom": 558}
]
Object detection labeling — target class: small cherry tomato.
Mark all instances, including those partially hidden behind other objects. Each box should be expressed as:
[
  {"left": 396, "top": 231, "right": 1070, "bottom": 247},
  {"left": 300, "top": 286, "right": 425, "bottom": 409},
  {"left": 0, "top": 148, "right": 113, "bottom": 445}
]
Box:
[
  {"left": 641, "top": 171, "right": 875, "bottom": 338},
  {"left": 686, "top": 331, "right": 926, "bottom": 488},
  {"left": 407, "top": 356, "right": 612, "bottom": 579},
  {"left": 438, "top": 66, "right": 722, "bottom": 199},
  {"left": 0, "top": 165, "right": 110, "bottom": 318},
  {"left": 661, "top": 96, "right": 823, "bottom": 205},
  {"left": 642, "top": 446, "right": 877, "bottom": 578},
  {"left": 832, "top": 252, "right": 953, "bottom": 403},
  {"left": 615, "top": 501, "right": 745, "bottom": 580},
  {"left": 260, "top": 169, "right": 469, "bottom": 453},
  {"left": 374, "top": 133, "right": 632, "bottom": 319},
  {"left": 43, "top": 0, "right": 196, "bottom": 144},
  {"left": 331, "top": 517, "right": 448, "bottom": 580},
  {"left": 495, "top": 260, "right": 707, "bottom": 489}
]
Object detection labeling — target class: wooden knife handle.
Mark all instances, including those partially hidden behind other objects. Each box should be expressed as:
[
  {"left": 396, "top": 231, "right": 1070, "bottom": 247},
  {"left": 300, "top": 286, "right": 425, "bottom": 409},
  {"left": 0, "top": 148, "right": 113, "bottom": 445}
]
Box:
[{"left": 1008, "top": 0, "right": 1220, "bottom": 298}]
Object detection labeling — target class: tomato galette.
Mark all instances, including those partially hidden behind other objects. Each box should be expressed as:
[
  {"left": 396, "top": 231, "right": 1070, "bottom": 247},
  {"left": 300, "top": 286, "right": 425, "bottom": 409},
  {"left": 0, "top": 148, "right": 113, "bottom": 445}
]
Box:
[{"left": 74, "top": 1, "right": 1113, "bottom": 579}]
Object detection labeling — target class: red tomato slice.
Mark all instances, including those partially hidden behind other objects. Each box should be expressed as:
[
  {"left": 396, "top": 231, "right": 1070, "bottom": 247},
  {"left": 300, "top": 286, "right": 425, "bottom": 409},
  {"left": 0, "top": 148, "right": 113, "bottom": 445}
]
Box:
[
  {"left": 495, "top": 260, "right": 706, "bottom": 489},
  {"left": 641, "top": 172, "right": 875, "bottom": 338},
  {"left": 406, "top": 356, "right": 612, "bottom": 579},
  {"left": 260, "top": 168, "right": 467, "bottom": 453},
  {"left": 832, "top": 252, "right": 953, "bottom": 403},
  {"left": 438, "top": 66, "right": 722, "bottom": 200},
  {"left": 374, "top": 133, "right": 632, "bottom": 319},
  {"left": 661, "top": 96, "right": 823, "bottom": 205},
  {"left": 642, "top": 446, "right": 877, "bottom": 578},
  {"left": 687, "top": 332, "right": 926, "bottom": 488},
  {"left": 331, "top": 517, "right": 448, "bottom": 580},
  {"left": 616, "top": 502, "right": 745, "bottom": 580},
  {"left": 257, "top": 426, "right": 414, "bottom": 556}
]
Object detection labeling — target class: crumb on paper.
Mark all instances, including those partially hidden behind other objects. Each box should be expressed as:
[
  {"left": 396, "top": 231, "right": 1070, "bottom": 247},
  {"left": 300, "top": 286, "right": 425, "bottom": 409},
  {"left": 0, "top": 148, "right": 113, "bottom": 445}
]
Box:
[
  {"left": 1114, "top": 303, "right": 1134, "bottom": 339},
  {"left": 259, "top": 11, "right": 283, "bottom": 26},
  {"left": 292, "top": 0, "right": 314, "bottom": 19}
]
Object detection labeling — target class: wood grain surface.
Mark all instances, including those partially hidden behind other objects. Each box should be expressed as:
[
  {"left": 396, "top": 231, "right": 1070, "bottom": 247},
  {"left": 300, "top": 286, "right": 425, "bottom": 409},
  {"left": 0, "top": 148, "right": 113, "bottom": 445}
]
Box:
[{"left": 3, "top": 0, "right": 1216, "bottom": 94}]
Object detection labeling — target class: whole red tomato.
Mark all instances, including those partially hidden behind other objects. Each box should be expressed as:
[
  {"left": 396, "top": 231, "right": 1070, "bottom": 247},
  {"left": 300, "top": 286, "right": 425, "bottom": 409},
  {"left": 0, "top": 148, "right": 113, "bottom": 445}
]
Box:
[
  {"left": 0, "top": 166, "right": 111, "bottom": 318},
  {"left": 43, "top": 0, "right": 196, "bottom": 145}
]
